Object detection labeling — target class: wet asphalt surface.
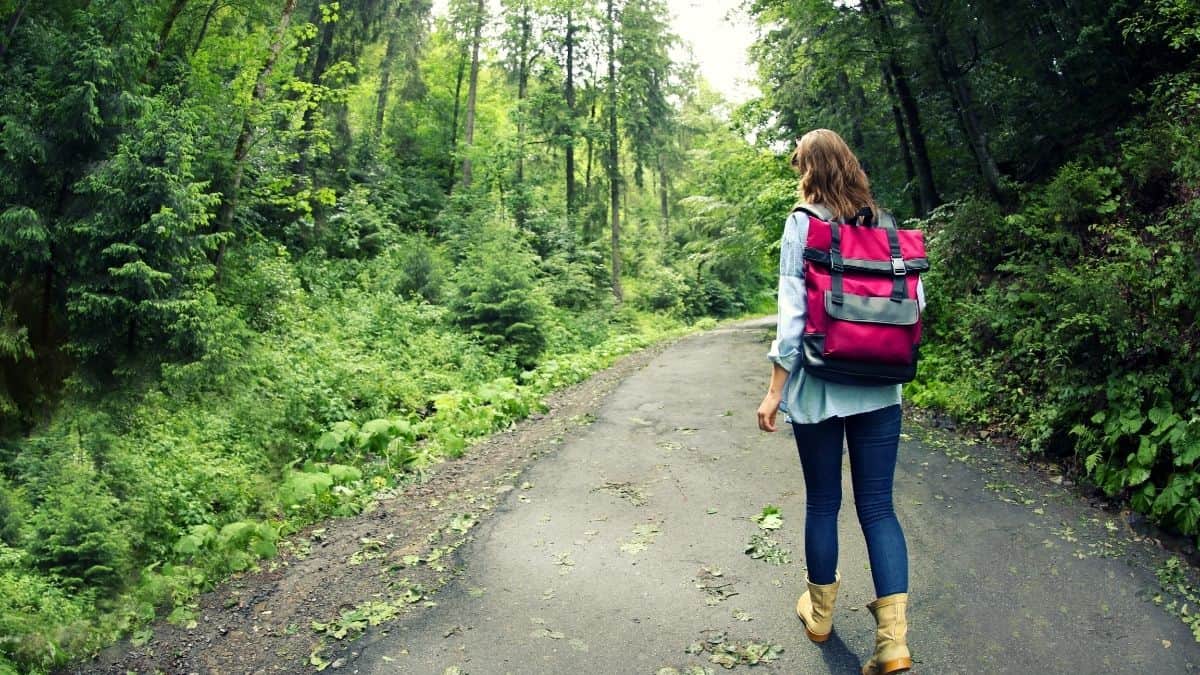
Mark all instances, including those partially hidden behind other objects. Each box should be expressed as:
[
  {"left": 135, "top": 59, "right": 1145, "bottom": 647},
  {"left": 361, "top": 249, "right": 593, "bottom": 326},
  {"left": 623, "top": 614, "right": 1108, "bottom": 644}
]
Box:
[{"left": 350, "top": 319, "right": 1200, "bottom": 674}]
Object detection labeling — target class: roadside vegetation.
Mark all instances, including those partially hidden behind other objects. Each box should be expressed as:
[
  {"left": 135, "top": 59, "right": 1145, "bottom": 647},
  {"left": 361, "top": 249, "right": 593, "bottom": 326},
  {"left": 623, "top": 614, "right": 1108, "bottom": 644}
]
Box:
[
  {"left": 749, "top": 0, "right": 1200, "bottom": 543},
  {"left": 0, "top": 1, "right": 784, "bottom": 671},
  {"left": 1, "top": 0, "right": 1199, "bottom": 671}
]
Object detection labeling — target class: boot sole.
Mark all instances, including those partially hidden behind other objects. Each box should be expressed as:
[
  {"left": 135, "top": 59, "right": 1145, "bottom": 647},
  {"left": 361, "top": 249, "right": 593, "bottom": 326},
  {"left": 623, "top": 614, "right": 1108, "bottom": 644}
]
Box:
[
  {"left": 803, "top": 625, "right": 831, "bottom": 643},
  {"left": 861, "top": 657, "right": 913, "bottom": 675}
]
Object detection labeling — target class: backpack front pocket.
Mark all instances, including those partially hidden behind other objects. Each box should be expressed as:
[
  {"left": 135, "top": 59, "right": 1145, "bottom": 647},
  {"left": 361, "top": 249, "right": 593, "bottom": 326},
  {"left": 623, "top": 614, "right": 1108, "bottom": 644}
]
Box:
[{"left": 822, "top": 292, "right": 920, "bottom": 365}]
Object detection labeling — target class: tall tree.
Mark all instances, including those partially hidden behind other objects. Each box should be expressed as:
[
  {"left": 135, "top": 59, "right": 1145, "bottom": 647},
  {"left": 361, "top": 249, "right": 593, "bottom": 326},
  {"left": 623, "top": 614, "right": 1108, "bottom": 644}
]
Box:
[
  {"left": 907, "top": 0, "right": 1006, "bottom": 202},
  {"left": 460, "top": 0, "right": 486, "bottom": 188},
  {"left": 501, "top": 0, "right": 538, "bottom": 195},
  {"left": 144, "top": 0, "right": 190, "bottom": 77},
  {"left": 0, "top": 0, "right": 31, "bottom": 59},
  {"left": 564, "top": 7, "right": 578, "bottom": 215},
  {"left": 882, "top": 68, "right": 922, "bottom": 216},
  {"left": 862, "top": 0, "right": 942, "bottom": 215},
  {"left": 376, "top": 1, "right": 432, "bottom": 140},
  {"left": 605, "top": 0, "right": 622, "bottom": 301},
  {"left": 214, "top": 0, "right": 299, "bottom": 270},
  {"left": 615, "top": 0, "right": 674, "bottom": 188}
]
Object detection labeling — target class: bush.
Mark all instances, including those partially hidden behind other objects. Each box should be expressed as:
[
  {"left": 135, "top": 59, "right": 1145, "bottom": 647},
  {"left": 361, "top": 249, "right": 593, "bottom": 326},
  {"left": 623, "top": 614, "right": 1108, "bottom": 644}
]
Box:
[
  {"left": 634, "top": 265, "right": 688, "bottom": 315},
  {"left": 0, "top": 550, "right": 93, "bottom": 674},
  {"left": 388, "top": 236, "right": 445, "bottom": 303},
  {"left": 448, "top": 226, "right": 550, "bottom": 369},
  {"left": 541, "top": 251, "right": 605, "bottom": 310},
  {"left": 217, "top": 242, "right": 304, "bottom": 333},
  {"left": 913, "top": 116, "right": 1200, "bottom": 538},
  {"left": 686, "top": 275, "right": 743, "bottom": 319},
  {"left": 0, "top": 480, "right": 21, "bottom": 547},
  {"left": 27, "top": 461, "right": 130, "bottom": 592}
]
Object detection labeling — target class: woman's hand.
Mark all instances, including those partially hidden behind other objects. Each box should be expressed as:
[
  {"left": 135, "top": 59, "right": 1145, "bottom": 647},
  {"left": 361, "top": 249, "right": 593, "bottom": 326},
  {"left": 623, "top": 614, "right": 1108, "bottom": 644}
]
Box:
[{"left": 757, "top": 391, "right": 782, "bottom": 432}]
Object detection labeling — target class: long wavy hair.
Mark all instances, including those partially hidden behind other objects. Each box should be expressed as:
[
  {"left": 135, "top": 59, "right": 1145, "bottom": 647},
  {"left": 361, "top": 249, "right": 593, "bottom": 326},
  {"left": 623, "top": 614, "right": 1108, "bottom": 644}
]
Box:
[{"left": 789, "top": 129, "right": 877, "bottom": 223}]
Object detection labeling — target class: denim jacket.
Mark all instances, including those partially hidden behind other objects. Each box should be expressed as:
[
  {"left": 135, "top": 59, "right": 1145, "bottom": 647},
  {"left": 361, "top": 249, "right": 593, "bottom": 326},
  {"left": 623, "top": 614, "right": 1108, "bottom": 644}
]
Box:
[{"left": 767, "top": 208, "right": 926, "bottom": 424}]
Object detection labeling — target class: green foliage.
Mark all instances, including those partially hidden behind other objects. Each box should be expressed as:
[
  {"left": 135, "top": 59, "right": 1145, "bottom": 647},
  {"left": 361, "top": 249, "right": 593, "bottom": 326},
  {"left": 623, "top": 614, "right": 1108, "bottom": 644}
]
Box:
[
  {"left": 448, "top": 224, "right": 550, "bottom": 369},
  {"left": 634, "top": 266, "right": 689, "bottom": 315},
  {"left": 0, "top": 0, "right": 875, "bottom": 670},
  {"left": 0, "top": 479, "right": 23, "bottom": 547},
  {"left": 912, "top": 76, "right": 1200, "bottom": 537},
  {"left": 27, "top": 461, "right": 130, "bottom": 592},
  {"left": 66, "top": 92, "right": 223, "bottom": 364},
  {"left": 388, "top": 235, "right": 446, "bottom": 303},
  {"left": 0, "top": 548, "right": 93, "bottom": 673}
]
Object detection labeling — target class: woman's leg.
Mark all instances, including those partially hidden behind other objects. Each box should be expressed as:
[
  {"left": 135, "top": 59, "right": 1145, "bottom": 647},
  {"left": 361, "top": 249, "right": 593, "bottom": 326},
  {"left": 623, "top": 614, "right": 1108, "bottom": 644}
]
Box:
[
  {"left": 792, "top": 416, "right": 847, "bottom": 585},
  {"left": 845, "top": 404, "right": 908, "bottom": 597}
]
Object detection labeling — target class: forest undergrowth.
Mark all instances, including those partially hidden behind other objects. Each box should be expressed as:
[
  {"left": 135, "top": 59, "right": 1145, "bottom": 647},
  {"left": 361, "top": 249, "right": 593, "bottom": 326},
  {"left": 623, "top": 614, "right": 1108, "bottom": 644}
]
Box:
[{"left": 5, "top": 0, "right": 1200, "bottom": 671}]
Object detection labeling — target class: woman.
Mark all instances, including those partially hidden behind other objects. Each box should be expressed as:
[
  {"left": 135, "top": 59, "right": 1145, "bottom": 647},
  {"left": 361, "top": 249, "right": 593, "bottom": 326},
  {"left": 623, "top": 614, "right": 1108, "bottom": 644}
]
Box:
[{"left": 756, "top": 129, "right": 919, "bottom": 675}]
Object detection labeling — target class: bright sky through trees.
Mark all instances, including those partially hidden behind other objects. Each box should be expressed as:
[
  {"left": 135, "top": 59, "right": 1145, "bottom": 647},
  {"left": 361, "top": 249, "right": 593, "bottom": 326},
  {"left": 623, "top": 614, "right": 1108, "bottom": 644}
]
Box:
[
  {"left": 430, "top": 0, "right": 759, "bottom": 102},
  {"left": 666, "top": 0, "right": 757, "bottom": 102}
]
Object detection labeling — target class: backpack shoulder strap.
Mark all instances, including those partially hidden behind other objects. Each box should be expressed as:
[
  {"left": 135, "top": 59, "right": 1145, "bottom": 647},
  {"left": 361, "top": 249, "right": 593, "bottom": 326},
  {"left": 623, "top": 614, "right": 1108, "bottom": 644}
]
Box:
[
  {"left": 791, "top": 202, "right": 835, "bottom": 223},
  {"left": 876, "top": 209, "right": 898, "bottom": 229}
]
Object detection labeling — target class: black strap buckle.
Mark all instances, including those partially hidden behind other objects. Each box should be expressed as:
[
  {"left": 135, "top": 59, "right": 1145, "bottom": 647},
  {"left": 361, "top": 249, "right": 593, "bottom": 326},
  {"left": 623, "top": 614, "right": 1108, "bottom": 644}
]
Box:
[{"left": 891, "top": 257, "right": 906, "bottom": 276}]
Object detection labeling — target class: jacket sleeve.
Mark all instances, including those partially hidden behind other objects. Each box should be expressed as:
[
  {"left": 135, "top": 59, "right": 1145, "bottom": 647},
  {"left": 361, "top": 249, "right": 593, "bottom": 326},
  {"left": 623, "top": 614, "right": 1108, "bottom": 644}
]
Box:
[{"left": 767, "top": 212, "right": 808, "bottom": 373}]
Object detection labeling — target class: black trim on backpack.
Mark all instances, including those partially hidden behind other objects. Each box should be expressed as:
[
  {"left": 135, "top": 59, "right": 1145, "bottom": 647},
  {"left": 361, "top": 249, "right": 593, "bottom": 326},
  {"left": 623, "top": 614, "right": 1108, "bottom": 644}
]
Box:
[
  {"left": 824, "top": 292, "right": 920, "bottom": 326},
  {"left": 802, "top": 250, "right": 930, "bottom": 274},
  {"left": 801, "top": 335, "right": 920, "bottom": 386}
]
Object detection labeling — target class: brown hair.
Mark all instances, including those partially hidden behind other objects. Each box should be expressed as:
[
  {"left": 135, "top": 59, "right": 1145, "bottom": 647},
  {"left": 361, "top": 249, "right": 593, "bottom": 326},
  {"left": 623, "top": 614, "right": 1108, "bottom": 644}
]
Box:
[{"left": 789, "top": 129, "right": 876, "bottom": 222}]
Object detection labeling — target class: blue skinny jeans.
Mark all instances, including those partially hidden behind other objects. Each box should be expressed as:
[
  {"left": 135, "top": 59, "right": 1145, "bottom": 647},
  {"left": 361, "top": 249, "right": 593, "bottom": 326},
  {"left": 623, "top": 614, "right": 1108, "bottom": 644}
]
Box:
[{"left": 791, "top": 403, "right": 908, "bottom": 597}]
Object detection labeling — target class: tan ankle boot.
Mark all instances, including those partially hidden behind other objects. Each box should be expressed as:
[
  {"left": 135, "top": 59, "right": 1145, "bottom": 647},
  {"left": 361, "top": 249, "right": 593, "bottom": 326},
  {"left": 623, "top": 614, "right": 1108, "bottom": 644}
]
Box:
[
  {"left": 861, "top": 593, "right": 912, "bottom": 675},
  {"left": 795, "top": 570, "right": 840, "bottom": 642}
]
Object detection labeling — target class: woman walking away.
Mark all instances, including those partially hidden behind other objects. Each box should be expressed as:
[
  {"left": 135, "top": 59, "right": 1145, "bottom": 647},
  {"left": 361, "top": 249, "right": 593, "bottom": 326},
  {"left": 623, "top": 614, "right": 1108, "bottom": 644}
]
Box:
[{"left": 756, "top": 129, "right": 923, "bottom": 675}]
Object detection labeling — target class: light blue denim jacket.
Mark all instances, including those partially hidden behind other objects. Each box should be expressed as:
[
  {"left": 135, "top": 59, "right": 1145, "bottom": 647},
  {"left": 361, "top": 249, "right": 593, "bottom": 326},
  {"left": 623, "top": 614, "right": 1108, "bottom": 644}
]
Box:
[{"left": 767, "top": 208, "right": 926, "bottom": 425}]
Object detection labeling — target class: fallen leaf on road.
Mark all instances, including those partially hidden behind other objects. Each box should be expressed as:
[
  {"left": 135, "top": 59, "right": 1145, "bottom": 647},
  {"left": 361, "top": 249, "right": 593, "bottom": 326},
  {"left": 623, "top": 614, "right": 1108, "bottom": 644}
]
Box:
[
  {"left": 752, "top": 505, "right": 783, "bottom": 531},
  {"left": 620, "top": 523, "right": 661, "bottom": 555},
  {"left": 745, "top": 534, "right": 791, "bottom": 565},
  {"left": 554, "top": 552, "right": 575, "bottom": 573}
]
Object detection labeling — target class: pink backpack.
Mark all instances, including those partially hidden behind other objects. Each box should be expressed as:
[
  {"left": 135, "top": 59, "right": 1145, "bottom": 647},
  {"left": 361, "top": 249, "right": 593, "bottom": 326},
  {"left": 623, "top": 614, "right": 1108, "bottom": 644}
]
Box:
[{"left": 794, "top": 204, "right": 928, "bottom": 386}]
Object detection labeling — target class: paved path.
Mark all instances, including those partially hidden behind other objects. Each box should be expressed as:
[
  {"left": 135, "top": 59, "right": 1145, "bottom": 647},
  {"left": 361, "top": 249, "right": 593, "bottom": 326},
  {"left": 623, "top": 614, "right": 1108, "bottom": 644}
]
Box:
[{"left": 353, "top": 320, "right": 1199, "bottom": 674}]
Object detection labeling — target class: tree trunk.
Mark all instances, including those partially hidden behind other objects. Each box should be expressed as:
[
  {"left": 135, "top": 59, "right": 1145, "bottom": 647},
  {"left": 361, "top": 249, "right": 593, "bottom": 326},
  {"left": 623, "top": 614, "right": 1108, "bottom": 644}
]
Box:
[
  {"left": 513, "top": 1, "right": 532, "bottom": 227},
  {"left": 40, "top": 250, "right": 53, "bottom": 345},
  {"left": 305, "top": 16, "right": 336, "bottom": 120},
  {"left": 585, "top": 87, "right": 597, "bottom": 192},
  {"left": 448, "top": 45, "right": 467, "bottom": 188},
  {"left": 146, "top": 0, "right": 191, "bottom": 77},
  {"left": 883, "top": 70, "right": 922, "bottom": 218},
  {"left": 192, "top": 0, "right": 221, "bottom": 55},
  {"left": 564, "top": 10, "right": 577, "bottom": 216},
  {"left": 460, "top": 0, "right": 485, "bottom": 189},
  {"left": 864, "top": 0, "right": 941, "bottom": 216},
  {"left": 0, "top": 0, "right": 31, "bottom": 59},
  {"left": 839, "top": 71, "right": 866, "bottom": 153},
  {"left": 657, "top": 156, "right": 669, "bottom": 238},
  {"left": 214, "top": 0, "right": 298, "bottom": 271},
  {"left": 908, "top": 0, "right": 1006, "bottom": 202},
  {"left": 606, "top": 0, "right": 622, "bottom": 303},
  {"left": 516, "top": 2, "right": 531, "bottom": 188},
  {"left": 375, "top": 23, "right": 401, "bottom": 138}
]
